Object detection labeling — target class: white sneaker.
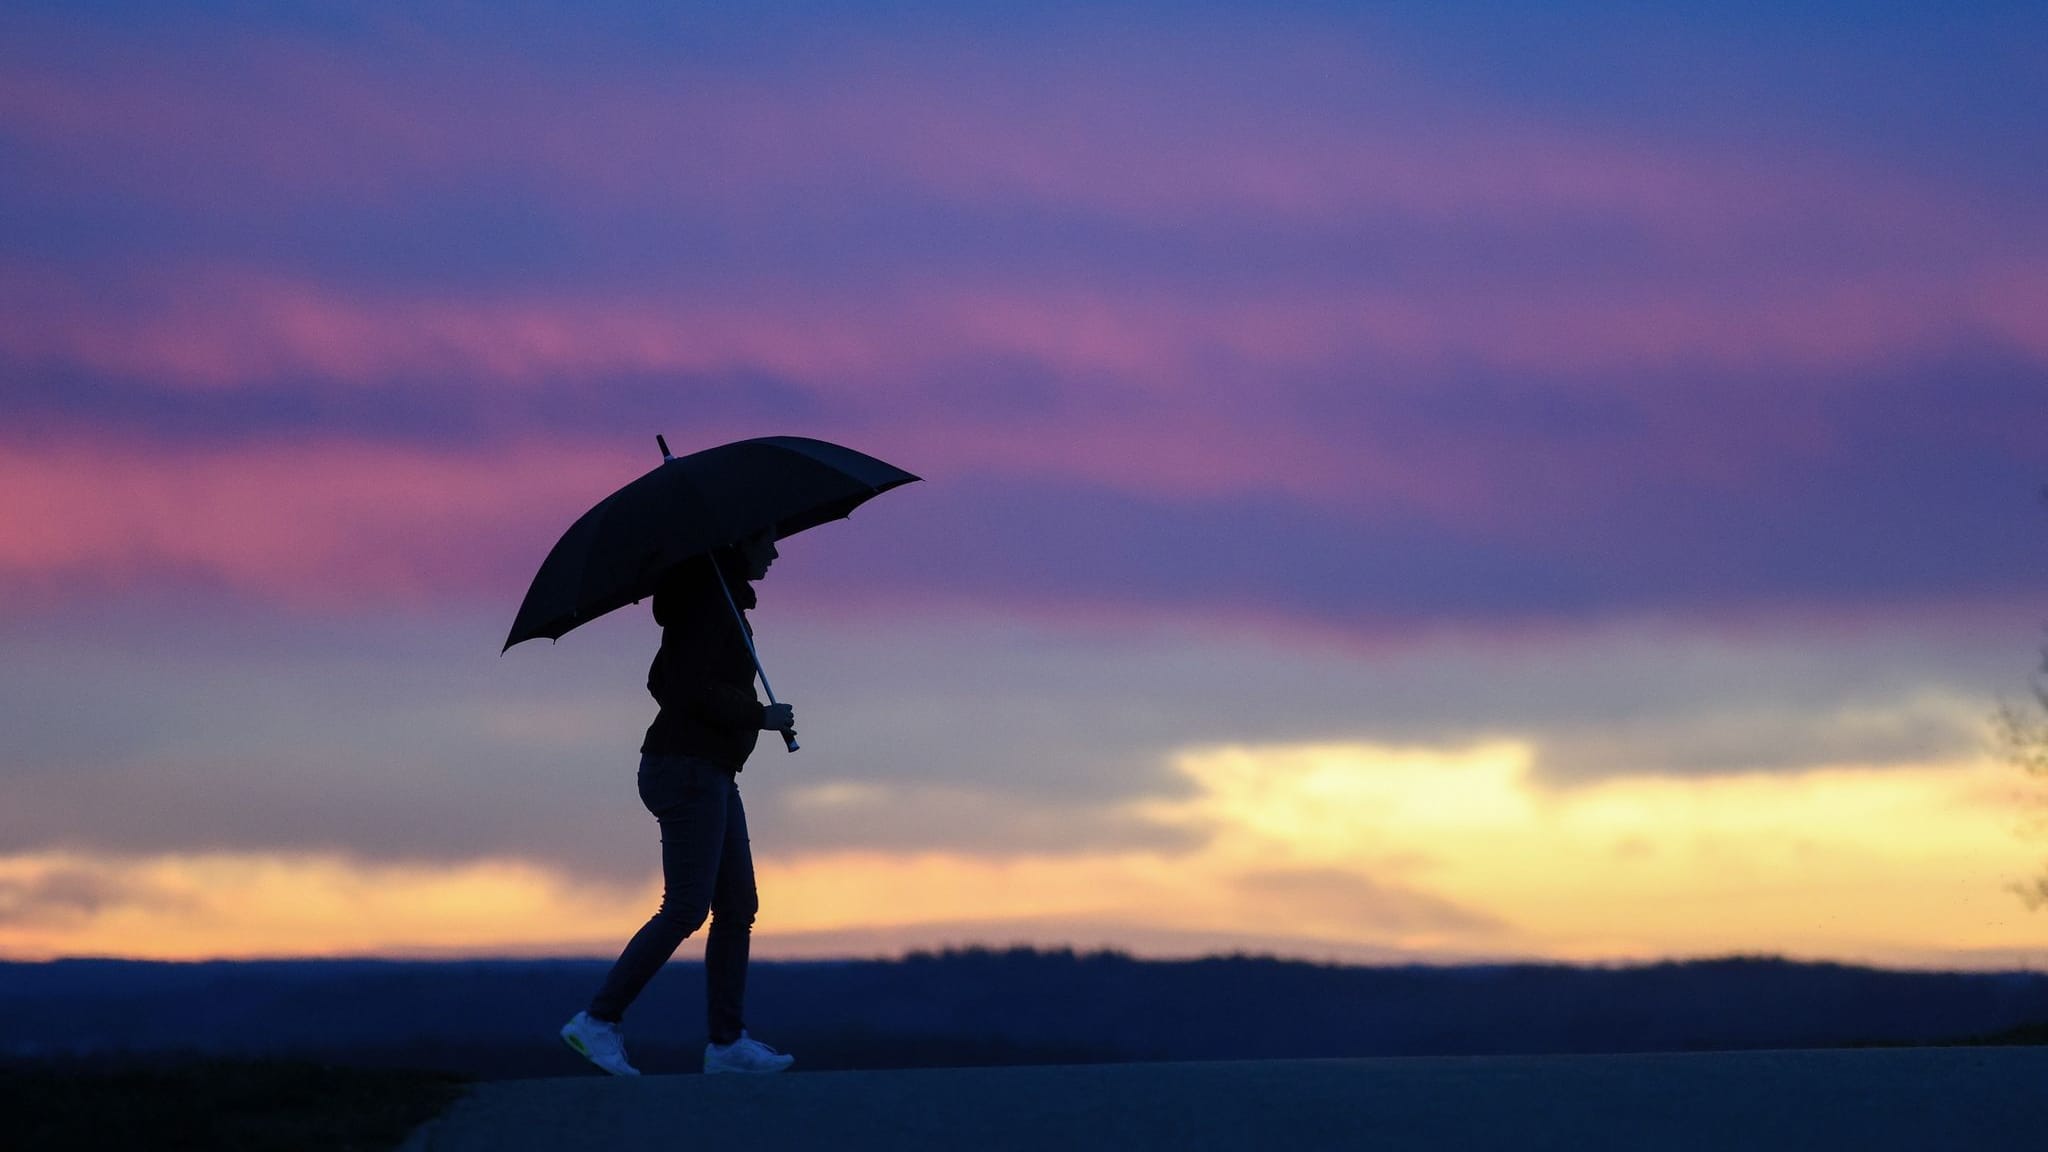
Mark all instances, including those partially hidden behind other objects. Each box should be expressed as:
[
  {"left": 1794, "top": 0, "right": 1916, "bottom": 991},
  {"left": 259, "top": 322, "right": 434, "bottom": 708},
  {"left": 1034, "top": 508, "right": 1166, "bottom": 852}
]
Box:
[
  {"left": 561, "top": 1011, "right": 640, "bottom": 1076},
  {"left": 704, "top": 1031, "right": 795, "bottom": 1075}
]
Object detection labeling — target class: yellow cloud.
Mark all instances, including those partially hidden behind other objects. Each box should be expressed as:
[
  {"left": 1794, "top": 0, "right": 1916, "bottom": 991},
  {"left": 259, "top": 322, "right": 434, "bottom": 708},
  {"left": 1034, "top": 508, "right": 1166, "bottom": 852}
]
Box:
[
  {"left": 1154, "top": 741, "right": 2048, "bottom": 965},
  {"left": 0, "top": 853, "right": 640, "bottom": 960},
  {"left": 3, "top": 739, "right": 2046, "bottom": 967}
]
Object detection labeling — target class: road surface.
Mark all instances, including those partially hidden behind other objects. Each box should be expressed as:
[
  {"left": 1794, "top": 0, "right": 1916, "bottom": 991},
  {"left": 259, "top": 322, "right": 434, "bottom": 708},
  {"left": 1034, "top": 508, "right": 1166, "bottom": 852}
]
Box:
[{"left": 399, "top": 1046, "right": 2048, "bottom": 1151}]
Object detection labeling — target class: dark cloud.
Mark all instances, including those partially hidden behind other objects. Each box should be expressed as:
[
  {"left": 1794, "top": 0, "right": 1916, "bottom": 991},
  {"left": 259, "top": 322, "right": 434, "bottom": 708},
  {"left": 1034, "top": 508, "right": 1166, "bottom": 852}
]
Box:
[
  {"left": 0, "top": 611, "right": 2024, "bottom": 886},
  {"left": 787, "top": 371, "right": 2048, "bottom": 636},
  {"left": 0, "top": 361, "right": 832, "bottom": 448},
  {"left": 1232, "top": 867, "right": 1506, "bottom": 936},
  {"left": 761, "top": 783, "right": 1204, "bottom": 858},
  {"left": 0, "top": 616, "right": 1217, "bottom": 883},
  {"left": 0, "top": 866, "right": 184, "bottom": 927},
  {"left": 1534, "top": 700, "right": 1988, "bottom": 785}
]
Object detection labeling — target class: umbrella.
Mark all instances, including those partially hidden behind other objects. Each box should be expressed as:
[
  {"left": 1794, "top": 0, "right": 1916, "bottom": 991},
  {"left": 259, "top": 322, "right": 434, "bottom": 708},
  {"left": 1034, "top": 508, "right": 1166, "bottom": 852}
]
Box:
[{"left": 504, "top": 435, "right": 920, "bottom": 747}]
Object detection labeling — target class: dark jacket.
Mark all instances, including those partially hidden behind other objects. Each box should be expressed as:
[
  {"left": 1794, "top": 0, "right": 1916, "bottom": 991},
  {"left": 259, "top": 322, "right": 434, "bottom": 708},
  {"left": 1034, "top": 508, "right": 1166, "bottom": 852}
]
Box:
[{"left": 639, "top": 550, "right": 765, "bottom": 771}]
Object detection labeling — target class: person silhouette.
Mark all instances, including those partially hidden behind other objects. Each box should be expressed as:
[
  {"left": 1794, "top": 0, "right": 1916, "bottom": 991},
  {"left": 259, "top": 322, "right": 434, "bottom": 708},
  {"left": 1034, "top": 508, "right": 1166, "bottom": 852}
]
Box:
[{"left": 559, "top": 528, "right": 797, "bottom": 1076}]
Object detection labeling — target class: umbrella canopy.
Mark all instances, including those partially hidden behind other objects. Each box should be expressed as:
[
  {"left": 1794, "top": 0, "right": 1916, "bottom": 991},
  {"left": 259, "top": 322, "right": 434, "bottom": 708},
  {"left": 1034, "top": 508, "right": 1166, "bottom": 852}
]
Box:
[{"left": 504, "top": 436, "right": 919, "bottom": 650}]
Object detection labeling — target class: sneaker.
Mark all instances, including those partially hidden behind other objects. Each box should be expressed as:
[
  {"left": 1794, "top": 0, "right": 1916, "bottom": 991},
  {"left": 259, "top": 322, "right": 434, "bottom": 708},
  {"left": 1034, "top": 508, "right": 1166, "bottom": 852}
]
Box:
[
  {"left": 704, "top": 1031, "right": 795, "bottom": 1075},
  {"left": 561, "top": 1011, "right": 640, "bottom": 1076}
]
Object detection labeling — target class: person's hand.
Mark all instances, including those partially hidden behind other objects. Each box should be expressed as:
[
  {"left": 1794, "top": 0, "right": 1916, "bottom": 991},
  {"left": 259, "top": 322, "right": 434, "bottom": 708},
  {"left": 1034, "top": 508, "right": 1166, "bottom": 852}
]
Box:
[{"left": 762, "top": 703, "right": 795, "bottom": 732}]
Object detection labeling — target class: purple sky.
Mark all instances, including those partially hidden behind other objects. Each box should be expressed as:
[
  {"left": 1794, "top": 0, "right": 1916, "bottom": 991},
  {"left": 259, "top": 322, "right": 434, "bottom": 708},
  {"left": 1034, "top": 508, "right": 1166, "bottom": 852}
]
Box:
[{"left": 2, "top": 2, "right": 2046, "bottom": 962}]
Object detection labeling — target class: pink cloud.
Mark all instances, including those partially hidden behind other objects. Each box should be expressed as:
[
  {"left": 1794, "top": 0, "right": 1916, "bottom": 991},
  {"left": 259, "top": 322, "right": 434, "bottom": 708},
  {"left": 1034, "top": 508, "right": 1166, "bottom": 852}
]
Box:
[
  {"left": 6, "top": 258, "right": 2041, "bottom": 415},
  {"left": 2, "top": 14, "right": 2041, "bottom": 633},
  {"left": 0, "top": 377, "right": 1821, "bottom": 620},
  {"left": 0, "top": 409, "right": 1572, "bottom": 619},
  {"left": 0, "top": 20, "right": 2022, "bottom": 257},
  {"left": 4, "top": 252, "right": 2039, "bottom": 575},
  {"left": 0, "top": 436, "right": 622, "bottom": 609},
  {"left": 0, "top": 266, "right": 905, "bottom": 392},
  {"left": 5, "top": 16, "right": 2042, "bottom": 408}
]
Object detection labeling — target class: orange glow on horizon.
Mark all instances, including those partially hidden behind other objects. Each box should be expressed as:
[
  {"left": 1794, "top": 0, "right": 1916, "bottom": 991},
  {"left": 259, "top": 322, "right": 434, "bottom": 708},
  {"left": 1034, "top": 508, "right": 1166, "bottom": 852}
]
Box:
[{"left": 4, "top": 740, "right": 2047, "bottom": 969}]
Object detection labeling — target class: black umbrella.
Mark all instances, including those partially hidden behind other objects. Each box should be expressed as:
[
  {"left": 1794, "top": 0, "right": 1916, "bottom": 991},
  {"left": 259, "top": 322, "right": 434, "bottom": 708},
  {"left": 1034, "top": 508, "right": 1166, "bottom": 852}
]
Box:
[{"left": 505, "top": 435, "right": 920, "bottom": 746}]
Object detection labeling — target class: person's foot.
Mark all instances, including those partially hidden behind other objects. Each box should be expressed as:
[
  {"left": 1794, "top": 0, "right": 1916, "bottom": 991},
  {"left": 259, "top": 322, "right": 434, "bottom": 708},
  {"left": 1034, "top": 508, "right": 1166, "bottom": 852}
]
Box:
[
  {"left": 561, "top": 1011, "right": 640, "bottom": 1076},
  {"left": 703, "top": 1031, "right": 795, "bottom": 1074}
]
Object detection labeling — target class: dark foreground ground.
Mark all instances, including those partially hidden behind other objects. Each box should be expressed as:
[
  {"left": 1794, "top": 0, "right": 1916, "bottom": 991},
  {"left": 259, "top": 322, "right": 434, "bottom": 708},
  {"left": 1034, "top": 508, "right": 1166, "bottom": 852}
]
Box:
[
  {"left": 1, "top": 1057, "right": 468, "bottom": 1152},
  {"left": 401, "top": 1047, "right": 2048, "bottom": 1152}
]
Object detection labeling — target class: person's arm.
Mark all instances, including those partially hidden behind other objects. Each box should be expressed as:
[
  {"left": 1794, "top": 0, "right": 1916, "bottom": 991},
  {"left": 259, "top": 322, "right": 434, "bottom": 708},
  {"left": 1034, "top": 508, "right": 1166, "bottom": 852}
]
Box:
[
  {"left": 647, "top": 563, "right": 792, "bottom": 734},
  {"left": 649, "top": 633, "right": 769, "bottom": 732}
]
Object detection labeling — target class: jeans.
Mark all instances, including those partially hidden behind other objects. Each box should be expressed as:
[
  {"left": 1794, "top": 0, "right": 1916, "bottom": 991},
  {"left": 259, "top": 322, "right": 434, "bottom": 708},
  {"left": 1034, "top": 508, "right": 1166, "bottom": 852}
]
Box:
[{"left": 587, "top": 754, "right": 757, "bottom": 1045}]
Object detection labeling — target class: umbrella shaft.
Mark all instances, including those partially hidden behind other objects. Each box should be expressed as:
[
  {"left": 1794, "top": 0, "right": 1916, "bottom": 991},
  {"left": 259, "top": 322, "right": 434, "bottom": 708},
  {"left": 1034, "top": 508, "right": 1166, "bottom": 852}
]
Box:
[
  {"left": 710, "top": 562, "right": 776, "bottom": 701},
  {"left": 712, "top": 560, "right": 798, "bottom": 752}
]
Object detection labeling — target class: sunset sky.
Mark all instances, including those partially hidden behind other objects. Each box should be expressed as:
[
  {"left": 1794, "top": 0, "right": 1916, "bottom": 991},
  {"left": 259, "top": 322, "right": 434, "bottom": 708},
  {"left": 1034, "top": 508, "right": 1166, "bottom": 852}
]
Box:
[{"left": 3, "top": 2, "right": 2047, "bottom": 969}]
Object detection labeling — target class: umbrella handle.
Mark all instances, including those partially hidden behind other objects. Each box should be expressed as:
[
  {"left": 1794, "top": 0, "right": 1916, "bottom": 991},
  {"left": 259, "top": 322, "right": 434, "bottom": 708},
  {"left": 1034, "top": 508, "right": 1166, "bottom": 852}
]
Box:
[
  {"left": 759, "top": 664, "right": 801, "bottom": 754},
  {"left": 761, "top": 675, "right": 802, "bottom": 754},
  {"left": 713, "top": 559, "right": 801, "bottom": 753}
]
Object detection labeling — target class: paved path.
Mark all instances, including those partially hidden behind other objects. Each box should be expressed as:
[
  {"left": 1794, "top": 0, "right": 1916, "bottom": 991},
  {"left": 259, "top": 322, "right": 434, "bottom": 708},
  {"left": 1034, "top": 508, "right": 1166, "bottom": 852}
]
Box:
[{"left": 400, "top": 1047, "right": 2048, "bottom": 1151}]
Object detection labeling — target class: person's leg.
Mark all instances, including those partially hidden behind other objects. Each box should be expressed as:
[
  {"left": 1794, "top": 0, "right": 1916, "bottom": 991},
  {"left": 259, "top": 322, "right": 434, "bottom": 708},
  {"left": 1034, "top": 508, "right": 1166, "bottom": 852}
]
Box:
[
  {"left": 704, "top": 777, "right": 758, "bottom": 1045},
  {"left": 587, "top": 756, "right": 730, "bottom": 1022}
]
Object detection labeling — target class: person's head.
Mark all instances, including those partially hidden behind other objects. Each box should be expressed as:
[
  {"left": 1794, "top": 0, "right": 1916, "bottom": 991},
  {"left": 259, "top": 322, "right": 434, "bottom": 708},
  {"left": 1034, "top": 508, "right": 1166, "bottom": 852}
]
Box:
[{"left": 738, "top": 528, "right": 779, "bottom": 581}]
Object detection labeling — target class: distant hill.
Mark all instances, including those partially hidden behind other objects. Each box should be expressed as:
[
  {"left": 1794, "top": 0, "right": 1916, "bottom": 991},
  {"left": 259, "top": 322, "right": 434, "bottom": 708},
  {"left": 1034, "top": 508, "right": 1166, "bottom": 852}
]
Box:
[{"left": 5, "top": 949, "right": 2046, "bottom": 1078}]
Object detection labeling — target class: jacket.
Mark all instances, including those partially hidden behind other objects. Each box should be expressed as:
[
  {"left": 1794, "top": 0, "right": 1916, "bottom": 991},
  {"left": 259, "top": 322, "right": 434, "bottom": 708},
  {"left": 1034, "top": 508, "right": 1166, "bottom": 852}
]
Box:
[{"left": 638, "top": 551, "right": 765, "bottom": 770}]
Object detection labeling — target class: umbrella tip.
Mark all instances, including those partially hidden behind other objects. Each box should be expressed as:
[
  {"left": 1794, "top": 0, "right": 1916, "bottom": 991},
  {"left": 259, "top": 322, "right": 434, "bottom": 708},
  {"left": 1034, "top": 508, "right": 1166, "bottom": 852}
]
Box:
[{"left": 656, "top": 434, "right": 673, "bottom": 461}]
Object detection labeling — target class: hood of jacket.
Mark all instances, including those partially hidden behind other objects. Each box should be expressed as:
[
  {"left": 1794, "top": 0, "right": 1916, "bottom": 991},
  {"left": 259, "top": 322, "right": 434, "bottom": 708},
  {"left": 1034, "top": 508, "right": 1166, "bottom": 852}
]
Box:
[{"left": 652, "top": 548, "right": 754, "bottom": 627}]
